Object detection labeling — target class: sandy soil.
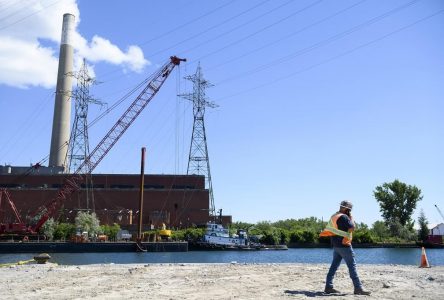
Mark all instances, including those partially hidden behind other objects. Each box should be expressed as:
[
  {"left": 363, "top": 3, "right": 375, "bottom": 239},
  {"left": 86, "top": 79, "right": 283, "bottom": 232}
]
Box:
[{"left": 0, "top": 263, "right": 442, "bottom": 299}]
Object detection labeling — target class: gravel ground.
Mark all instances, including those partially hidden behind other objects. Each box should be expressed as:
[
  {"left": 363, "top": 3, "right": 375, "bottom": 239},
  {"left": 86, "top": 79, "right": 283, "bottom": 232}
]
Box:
[{"left": 0, "top": 263, "right": 443, "bottom": 299}]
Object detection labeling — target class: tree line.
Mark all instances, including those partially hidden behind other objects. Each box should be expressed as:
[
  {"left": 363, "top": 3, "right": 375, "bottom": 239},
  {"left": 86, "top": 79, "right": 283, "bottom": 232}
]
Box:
[{"left": 41, "top": 179, "right": 430, "bottom": 245}]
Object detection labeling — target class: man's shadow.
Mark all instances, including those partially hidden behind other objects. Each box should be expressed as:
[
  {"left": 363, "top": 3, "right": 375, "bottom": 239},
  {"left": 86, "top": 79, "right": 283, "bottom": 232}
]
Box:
[{"left": 284, "top": 290, "right": 347, "bottom": 297}]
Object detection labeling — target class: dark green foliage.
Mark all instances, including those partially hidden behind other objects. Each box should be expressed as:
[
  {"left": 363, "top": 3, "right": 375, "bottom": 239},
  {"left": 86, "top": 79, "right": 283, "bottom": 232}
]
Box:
[
  {"left": 171, "top": 228, "right": 205, "bottom": 241},
  {"left": 418, "top": 209, "right": 429, "bottom": 242},
  {"left": 171, "top": 229, "right": 185, "bottom": 241},
  {"left": 370, "top": 221, "right": 390, "bottom": 242},
  {"left": 100, "top": 223, "right": 121, "bottom": 240},
  {"left": 277, "top": 228, "right": 290, "bottom": 245},
  {"left": 387, "top": 220, "right": 417, "bottom": 241},
  {"left": 260, "top": 230, "right": 280, "bottom": 245},
  {"left": 289, "top": 230, "right": 304, "bottom": 243},
  {"left": 353, "top": 229, "right": 375, "bottom": 244},
  {"left": 355, "top": 222, "right": 369, "bottom": 230},
  {"left": 373, "top": 179, "right": 422, "bottom": 229},
  {"left": 231, "top": 221, "right": 254, "bottom": 231},
  {"left": 301, "top": 230, "right": 316, "bottom": 243},
  {"left": 272, "top": 217, "right": 324, "bottom": 232},
  {"left": 53, "top": 223, "right": 76, "bottom": 240}
]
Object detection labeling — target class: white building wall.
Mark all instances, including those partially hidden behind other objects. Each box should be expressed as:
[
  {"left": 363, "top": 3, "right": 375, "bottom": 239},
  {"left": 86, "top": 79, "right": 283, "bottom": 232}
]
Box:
[{"left": 429, "top": 223, "right": 444, "bottom": 235}]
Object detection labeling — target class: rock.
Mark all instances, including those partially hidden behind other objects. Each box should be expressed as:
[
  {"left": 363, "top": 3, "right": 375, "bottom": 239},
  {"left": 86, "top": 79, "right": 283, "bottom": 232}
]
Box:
[
  {"left": 34, "top": 253, "right": 51, "bottom": 264},
  {"left": 382, "top": 282, "right": 391, "bottom": 288},
  {"left": 427, "top": 276, "right": 435, "bottom": 281}
]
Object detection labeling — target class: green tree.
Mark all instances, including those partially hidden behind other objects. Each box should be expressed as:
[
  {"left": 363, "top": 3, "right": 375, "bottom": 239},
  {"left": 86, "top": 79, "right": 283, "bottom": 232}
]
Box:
[
  {"left": 54, "top": 223, "right": 76, "bottom": 240},
  {"left": 41, "top": 218, "right": 56, "bottom": 241},
  {"left": 373, "top": 179, "right": 422, "bottom": 228},
  {"left": 289, "top": 230, "right": 304, "bottom": 243},
  {"left": 371, "top": 220, "right": 390, "bottom": 241},
  {"left": 75, "top": 211, "right": 101, "bottom": 237},
  {"left": 301, "top": 230, "right": 316, "bottom": 243},
  {"left": 100, "top": 223, "right": 121, "bottom": 241},
  {"left": 260, "top": 229, "right": 280, "bottom": 245},
  {"left": 417, "top": 209, "right": 429, "bottom": 242},
  {"left": 353, "top": 228, "right": 375, "bottom": 244}
]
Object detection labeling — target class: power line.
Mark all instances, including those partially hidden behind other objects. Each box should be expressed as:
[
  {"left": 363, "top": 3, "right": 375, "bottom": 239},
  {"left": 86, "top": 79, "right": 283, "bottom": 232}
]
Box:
[
  {"left": 215, "top": 0, "right": 421, "bottom": 86},
  {"left": 97, "top": 0, "right": 285, "bottom": 82},
  {"left": 139, "top": 0, "right": 236, "bottom": 47},
  {"left": 187, "top": 0, "right": 324, "bottom": 64},
  {"left": 177, "top": 0, "right": 299, "bottom": 58},
  {"left": 146, "top": 0, "right": 273, "bottom": 58},
  {"left": 205, "top": 0, "right": 367, "bottom": 72},
  {"left": 96, "top": 0, "right": 236, "bottom": 80},
  {"left": 0, "top": 0, "right": 62, "bottom": 31},
  {"left": 214, "top": 8, "right": 444, "bottom": 102}
]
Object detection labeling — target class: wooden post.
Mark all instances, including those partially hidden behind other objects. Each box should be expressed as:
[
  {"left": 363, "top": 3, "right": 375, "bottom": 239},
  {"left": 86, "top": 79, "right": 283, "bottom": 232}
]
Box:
[{"left": 138, "top": 147, "right": 146, "bottom": 240}]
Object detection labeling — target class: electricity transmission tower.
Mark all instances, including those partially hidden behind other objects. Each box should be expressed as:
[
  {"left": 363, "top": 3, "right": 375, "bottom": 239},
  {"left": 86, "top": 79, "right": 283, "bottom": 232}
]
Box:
[
  {"left": 180, "top": 63, "right": 217, "bottom": 217},
  {"left": 66, "top": 59, "right": 104, "bottom": 210}
]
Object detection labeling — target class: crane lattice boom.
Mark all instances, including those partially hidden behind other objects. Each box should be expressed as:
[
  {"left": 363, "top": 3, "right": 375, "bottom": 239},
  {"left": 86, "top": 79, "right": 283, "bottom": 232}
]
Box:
[
  {"left": 32, "top": 56, "right": 186, "bottom": 232},
  {"left": 435, "top": 204, "right": 444, "bottom": 222}
]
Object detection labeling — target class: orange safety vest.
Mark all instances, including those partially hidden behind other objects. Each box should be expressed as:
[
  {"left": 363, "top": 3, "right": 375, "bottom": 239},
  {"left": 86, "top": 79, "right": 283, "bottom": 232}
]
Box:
[{"left": 319, "top": 213, "right": 353, "bottom": 246}]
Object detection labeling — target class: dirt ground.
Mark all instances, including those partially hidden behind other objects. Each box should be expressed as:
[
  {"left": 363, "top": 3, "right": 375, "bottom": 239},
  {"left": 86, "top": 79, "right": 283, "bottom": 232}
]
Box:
[{"left": 0, "top": 263, "right": 443, "bottom": 299}]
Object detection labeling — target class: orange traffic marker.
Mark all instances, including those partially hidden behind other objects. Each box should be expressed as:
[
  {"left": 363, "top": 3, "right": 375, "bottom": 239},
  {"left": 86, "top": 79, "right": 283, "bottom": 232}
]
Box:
[{"left": 419, "top": 247, "right": 430, "bottom": 268}]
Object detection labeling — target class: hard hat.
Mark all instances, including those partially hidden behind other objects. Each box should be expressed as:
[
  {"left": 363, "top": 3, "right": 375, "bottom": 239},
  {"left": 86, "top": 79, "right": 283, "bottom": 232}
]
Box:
[{"left": 340, "top": 200, "right": 353, "bottom": 210}]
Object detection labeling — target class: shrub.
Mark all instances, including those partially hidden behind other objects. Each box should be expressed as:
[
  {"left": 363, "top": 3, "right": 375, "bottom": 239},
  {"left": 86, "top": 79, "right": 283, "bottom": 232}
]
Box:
[
  {"left": 301, "top": 230, "right": 316, "bottom": 243},
  {"left": 41, "top": 218, "right": 56, "bottom": 241},
  {"left": 353, "top": 229, "right": 375, "bottom": 244},
  {"left": 260, "top": 231, "right": 280, "bottom": 245},
  {"left": 289, "top": 230, "right": 304, "bottom": 243},
  {"left": 75, "top": 211, "right": 101, "bottom": 237},
  {"left": 53, "top": 223, "right": 76, "bottom": 240},
  {"left": 100, "top": 223, "right": 121, "bottom": 240},
  {"left": 277, "top": 228, "right": 290, "bottom": 245}
]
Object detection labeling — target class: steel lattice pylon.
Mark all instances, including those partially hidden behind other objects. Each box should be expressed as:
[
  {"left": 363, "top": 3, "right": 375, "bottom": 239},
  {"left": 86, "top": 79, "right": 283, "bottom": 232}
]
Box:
[
  {"left": 66, "top": 59, "right": 103, "bottom": 210},
  {"left": 180, "top": 63, "right": 217, "bottom": 216}
]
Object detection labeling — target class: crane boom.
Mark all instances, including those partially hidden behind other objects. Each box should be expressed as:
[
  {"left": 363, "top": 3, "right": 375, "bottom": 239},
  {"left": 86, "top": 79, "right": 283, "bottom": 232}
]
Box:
[
  {"left": 32, "top": 56, "right": 186, "bottom": 232},
  {"left": 435, "top": 204, "right": 444, "bottom": 222},
  {"left": 0, "top": 188, "right": 23, "bottom": 224}
]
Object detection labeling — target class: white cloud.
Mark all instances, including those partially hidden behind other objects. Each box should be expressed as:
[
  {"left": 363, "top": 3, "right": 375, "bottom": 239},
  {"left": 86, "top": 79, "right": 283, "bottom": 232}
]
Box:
[
  {"left": 0, "top": 36, "right": 58, "bottom": 88},
  {"left": 0, "top": 0, "right": 149, "bottom": 89},
  {"left": 75, "top": 35, "right": 148, "bottom": 73}
]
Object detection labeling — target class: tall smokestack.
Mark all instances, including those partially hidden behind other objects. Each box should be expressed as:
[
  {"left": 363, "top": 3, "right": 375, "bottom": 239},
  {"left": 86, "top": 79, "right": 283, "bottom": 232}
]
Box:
[{"left": 49, "top": 13, "right": 75, "bottom": 170}]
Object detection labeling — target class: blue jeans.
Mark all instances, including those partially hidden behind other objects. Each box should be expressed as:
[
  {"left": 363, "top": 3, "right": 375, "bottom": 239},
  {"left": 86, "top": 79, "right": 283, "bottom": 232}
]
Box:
[{"left": 325, "top": 246, "right": 362, "bottom": 289}]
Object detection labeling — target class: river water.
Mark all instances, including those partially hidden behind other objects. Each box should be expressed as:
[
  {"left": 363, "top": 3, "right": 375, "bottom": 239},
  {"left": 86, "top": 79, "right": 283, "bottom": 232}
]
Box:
[{"left": 1, "top": 248, "right": 443, "bottom": 266}]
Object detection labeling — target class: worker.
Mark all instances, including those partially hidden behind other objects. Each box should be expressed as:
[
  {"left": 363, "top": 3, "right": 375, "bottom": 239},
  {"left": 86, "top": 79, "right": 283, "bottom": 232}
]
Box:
[{"left": 319, "top": 200, "right": 371, "bottom": 295}]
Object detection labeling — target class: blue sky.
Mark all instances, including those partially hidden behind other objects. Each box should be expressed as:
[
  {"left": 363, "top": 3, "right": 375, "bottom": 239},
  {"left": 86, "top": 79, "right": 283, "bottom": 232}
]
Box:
[{"left": 0, "top": 0, "right": 443, "bottom": 226}]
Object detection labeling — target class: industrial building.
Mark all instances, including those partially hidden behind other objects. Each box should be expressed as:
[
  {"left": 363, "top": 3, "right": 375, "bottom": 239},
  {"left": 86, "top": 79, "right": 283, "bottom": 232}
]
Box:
[{"left": 0, "top": 170, "right": 230, "bottom": 228}]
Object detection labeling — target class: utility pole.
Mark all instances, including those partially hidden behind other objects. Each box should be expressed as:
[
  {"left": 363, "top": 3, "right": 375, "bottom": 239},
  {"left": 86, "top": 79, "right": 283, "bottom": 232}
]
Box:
[
  {"left": 180, "top": 63, "right": 217, "bottom": 217},
  {"left": 66, "top": 59, "right": 104, "bottom": 210}
]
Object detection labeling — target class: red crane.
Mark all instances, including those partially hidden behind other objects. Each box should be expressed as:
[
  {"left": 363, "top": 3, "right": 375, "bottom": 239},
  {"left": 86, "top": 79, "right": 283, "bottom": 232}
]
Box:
[
  {"left": 26, "top": 56, "right": 186, "bottom": 233},
  {"left": 435, "top": 204, "right": 444, "bottom": 222},
  {"left": 0, "top": 188, "right": 30, "bottom": 233}
]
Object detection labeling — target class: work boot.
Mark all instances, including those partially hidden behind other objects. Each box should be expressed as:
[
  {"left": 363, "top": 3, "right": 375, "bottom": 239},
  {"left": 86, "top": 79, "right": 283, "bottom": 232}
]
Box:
[
  {"left": 324, "top": 287, "right": 340, "bottom": 294},
  {"left": 354, "top": 288, "right": 371, "bottom": 295}
]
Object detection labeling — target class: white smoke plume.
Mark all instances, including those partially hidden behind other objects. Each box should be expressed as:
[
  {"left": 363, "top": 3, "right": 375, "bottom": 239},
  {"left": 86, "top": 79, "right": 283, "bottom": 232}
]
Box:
[{"left": 0, "top": 0, "right": 149, "bottom": 89}]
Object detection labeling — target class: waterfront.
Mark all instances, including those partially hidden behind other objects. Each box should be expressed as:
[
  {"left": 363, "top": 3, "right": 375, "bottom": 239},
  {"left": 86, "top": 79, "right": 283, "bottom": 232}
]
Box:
[{"left": 1, "top": 248, "right": 443, "bottom": 266}]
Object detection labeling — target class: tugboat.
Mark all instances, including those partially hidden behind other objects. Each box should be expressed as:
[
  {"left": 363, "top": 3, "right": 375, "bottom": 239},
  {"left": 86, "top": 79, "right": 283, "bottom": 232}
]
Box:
[{"left": 192, "top": 222, "right": 261, "bottom": 250}]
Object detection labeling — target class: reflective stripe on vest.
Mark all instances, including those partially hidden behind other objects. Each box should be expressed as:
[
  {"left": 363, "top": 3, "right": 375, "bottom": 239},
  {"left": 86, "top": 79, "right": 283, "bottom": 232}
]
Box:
[
  {"left": 319, "top": 213, "right": 353, "bottom": 245},
  {"left": 324, "top": 216, "right": 351, "bottom": 239}
]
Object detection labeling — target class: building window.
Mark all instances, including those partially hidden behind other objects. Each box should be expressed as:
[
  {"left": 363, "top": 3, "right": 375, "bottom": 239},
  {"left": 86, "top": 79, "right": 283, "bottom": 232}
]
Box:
[
  {"left": 80, "top": 184, "right": 105, "bottom": 189},
  {"left": 110, "top": 184, "right": 134, "bottom": 189},
  {"left": 172, "top": 185, "right": 195, "bottom": 189},
  {"left": 144, "top": 184, "right": 164, "bottom": 189}
]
